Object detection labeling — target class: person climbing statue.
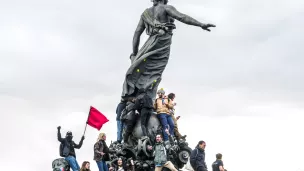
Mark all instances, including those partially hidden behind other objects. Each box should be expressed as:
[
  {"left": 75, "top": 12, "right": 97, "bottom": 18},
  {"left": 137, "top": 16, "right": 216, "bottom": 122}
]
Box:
[
  {"left": 116, "top": 98, "right": 127, "bottom": 143},
  {"left": 154, "top": 88, "right": 175, "bottom": 142},
  {"left": 133, "top": 88, "right": 154, "bottom": 139},
  {"left": 120, "top": 97, "right": 138, "bottom": 146},
  {"left": 57, "top": 126, "right": 85, "bottom": 171},
  {"left": 94, "top": 133, "right": 111, "bottom": 171},
  {"left": 167, "top": 93, "right": 186, "bottom": 141}
]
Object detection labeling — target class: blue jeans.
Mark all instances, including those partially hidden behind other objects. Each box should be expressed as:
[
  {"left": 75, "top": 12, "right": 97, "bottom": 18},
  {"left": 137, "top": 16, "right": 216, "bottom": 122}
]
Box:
[
  {"left": 65, "top": 156, "right": 80, "bottom": 171},
  {"left": 117, "top": 120, "right": 123, "bottom": 142},
  {"left": 96, "top": 160, "right": 109, "bottom": 171},
  {"left": 158, "top": 113, "right": 175, "bottom": 141}
]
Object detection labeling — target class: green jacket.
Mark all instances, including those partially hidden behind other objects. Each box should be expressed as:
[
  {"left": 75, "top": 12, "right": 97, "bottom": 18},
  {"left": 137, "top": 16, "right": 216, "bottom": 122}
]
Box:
[{"left": 153, "top": 142, "right": 167, "bottom": 165}]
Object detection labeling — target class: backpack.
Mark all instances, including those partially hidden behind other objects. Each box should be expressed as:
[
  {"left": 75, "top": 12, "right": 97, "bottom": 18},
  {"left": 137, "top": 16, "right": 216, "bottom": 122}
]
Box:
[
  {"left": 59, "top": 140, "right": 70, "bottom": 157},
  {"left": 190, "top": 148, "right": 199, "bottom": 169},
  {"left": 52, "top": 158, "right": 70, "bottom": 171}
]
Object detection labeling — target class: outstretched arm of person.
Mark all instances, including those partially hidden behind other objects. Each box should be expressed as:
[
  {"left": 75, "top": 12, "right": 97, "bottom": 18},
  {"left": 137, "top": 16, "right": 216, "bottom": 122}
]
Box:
[
  {"left": 165, "top": 5, "right": 216, "bottom": 31},
  {"left": 131, "top": 17, "right": 146, "bottom": 57},
  {"left": 74, "top": 136, "right": 85, "bottom": 149}
]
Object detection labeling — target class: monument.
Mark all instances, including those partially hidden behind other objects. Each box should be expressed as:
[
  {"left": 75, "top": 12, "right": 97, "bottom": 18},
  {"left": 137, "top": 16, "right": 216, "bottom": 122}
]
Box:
[{"left": 109, "top": 0, "right": 216, "bottom": 170}]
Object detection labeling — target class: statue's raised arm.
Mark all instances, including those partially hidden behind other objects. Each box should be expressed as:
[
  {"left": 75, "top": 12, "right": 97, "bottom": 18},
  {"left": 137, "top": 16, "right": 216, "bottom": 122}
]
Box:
[{"left": 164, "top": 5, "right": 216, "bottom": 31}]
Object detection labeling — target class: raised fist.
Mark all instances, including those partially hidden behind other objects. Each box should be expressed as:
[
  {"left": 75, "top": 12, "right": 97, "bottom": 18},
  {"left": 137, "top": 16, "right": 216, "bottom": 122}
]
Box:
[
  {"left": 201, "top": 23, "right": 216, "bottom": 32},
  {"left": 57, "top": 126, "right": 61, "bottom": 130}
]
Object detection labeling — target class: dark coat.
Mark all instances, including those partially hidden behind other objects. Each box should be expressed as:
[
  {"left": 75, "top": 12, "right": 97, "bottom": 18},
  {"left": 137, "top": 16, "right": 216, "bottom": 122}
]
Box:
[
  {"left": 58, "top": 132, "right": 83, "bottom": 158},
  {"left": 190, "top": 147, "right": 207, "bottom": 171},
  {"left": 116, "top": 102, "right": 126, "bottom": 121}
]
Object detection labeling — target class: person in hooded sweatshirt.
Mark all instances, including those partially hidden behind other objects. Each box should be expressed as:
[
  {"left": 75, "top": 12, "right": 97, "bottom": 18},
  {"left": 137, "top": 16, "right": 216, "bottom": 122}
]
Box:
[{"left": 57, "top": 126, "right": 85, "bottom": 171}]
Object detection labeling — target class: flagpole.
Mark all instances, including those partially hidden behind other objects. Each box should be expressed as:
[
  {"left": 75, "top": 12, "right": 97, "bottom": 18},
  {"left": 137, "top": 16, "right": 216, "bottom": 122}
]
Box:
[{"left": 83, "top": 106, "right": 91, "bottom": 136}]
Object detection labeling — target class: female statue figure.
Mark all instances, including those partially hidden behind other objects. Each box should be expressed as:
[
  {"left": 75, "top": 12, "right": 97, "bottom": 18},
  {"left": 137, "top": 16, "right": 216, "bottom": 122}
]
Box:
[{"left": 121, "top": 0, "right": 216, "bottom": 100}]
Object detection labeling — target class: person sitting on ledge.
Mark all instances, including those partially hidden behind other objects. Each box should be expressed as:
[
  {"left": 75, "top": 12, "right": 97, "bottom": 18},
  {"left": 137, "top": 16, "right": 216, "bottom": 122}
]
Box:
[{"left": 154, "top": 88, "right": 175, "bottom": 142}]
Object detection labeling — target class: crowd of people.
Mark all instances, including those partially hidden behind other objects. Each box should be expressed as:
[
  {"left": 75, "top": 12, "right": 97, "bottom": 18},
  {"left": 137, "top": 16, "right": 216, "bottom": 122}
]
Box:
[{"left": 54, "top": 88, "right": 226, "bottom": 171}]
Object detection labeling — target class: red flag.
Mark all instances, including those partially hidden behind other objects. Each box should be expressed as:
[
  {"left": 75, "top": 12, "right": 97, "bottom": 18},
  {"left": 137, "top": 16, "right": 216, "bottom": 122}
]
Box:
[{"left": 87, "top": 106, "right": 109, "bottom": 130}]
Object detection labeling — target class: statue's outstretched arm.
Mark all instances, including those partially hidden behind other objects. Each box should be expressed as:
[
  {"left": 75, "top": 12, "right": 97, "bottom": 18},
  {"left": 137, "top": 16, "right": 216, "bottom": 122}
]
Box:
[
  {"left": 165, "top": 5, "right": 216, "bottom": 31},
  {"left": 132, "top": 17, "right": 146, "bottom": 56}
]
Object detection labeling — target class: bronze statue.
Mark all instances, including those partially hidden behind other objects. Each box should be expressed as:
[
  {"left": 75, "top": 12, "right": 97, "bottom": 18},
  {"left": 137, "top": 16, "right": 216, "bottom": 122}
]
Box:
[{"left": 121, "top": 0, "right": 216, "bottom": 100}]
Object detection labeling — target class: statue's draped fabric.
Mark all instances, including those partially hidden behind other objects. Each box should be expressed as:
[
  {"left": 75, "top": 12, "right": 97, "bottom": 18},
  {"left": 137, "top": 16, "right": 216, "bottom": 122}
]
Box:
[{"left": 122, "top": 9, "right": 175, "bottom": 100}]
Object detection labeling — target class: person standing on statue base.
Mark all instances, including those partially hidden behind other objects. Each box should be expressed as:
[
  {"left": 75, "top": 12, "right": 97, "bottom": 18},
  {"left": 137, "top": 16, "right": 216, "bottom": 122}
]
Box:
[
  {"left": 147, "top": 131, "right": 177, "bottom": 171},
  {"left": 190, "top": 141, "right": 208, "bottom": 171},
  {"left": 154, "top": 88, "right": 175, "bottom": 142},
  {"left": 94, "top": 133, "right": 110, "bottom": 171},
  {"left": 57, "top": 126, "right": 85, "bottom": 171},
  {"left": 133, "top": 88, "right": 154, "bottom": 139},
  {"left": 116, "top": 98, "right": 126, "bottom": 143}
]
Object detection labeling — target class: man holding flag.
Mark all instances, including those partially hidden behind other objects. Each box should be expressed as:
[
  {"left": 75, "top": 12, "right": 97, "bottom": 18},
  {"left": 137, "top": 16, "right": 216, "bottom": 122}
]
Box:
[{"left": 56, "top": 106, "right": 109, "bottom": 171}]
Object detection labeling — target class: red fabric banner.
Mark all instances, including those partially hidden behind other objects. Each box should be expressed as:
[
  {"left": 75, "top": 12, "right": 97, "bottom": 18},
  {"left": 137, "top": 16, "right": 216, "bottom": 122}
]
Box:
[{"left": 87, "top": 106, "right": 109, "bottom": 130}]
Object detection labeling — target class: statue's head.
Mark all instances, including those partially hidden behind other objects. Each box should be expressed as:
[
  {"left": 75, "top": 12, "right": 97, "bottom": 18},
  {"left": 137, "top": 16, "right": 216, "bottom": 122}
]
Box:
[
  {"left": 66, "top": 131, "right": 73, "bottom": 141},
  {"left": 152, "top": 0, "right": 168, "bottom": 6}
]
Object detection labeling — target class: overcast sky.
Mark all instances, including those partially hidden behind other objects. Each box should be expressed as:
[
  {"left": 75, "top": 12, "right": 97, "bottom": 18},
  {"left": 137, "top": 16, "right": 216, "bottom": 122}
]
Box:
[{"left": 1, "top": 0, "right": 304, "bottom": 170}]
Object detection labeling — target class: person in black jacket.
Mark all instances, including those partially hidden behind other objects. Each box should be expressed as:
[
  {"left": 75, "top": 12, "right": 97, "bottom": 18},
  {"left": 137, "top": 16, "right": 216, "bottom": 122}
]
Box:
[
  {"left": 57, "top": 126, "right": 85, "bottom": 171},
  {"left": 212, "top": 153, "right": 225, "bottom": 171},
  {"left": 116, "top": 98, "right": 127, "bottom": 143},
  {"left": 94, "top": 133, "right": 111, "bottom": 171},
  {"left": 120, "top": 97, "right": 138, "bottom": 145},
  {"left": 133, "top": 88, "right": 154, "bottom": 139},
  {"left": 190, "top": 140, "right": 208, "bottom": 171}
]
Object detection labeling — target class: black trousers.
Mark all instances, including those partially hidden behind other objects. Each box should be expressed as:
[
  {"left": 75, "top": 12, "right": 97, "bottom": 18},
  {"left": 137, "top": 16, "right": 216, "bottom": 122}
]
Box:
[
  {"left": 140, "top": 108, "right": 152, "bottom": 137},
  {"left": 196, "top": 166, "right": 207, "bottom": 171},
  {"left": 123, "top": 117, "right": 137, "bottom": 142}
]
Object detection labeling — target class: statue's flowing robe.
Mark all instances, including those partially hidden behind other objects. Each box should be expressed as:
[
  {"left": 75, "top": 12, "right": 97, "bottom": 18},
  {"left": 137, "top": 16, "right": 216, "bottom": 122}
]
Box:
[{"left": 122, "top": 9, "right": 175, "bottom": 100}]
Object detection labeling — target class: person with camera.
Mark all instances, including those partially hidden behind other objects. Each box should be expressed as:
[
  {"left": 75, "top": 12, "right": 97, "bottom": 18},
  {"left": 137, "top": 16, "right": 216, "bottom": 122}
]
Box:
[{"left": 57, "top": 126, "right": 85, "bottom": 171}]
